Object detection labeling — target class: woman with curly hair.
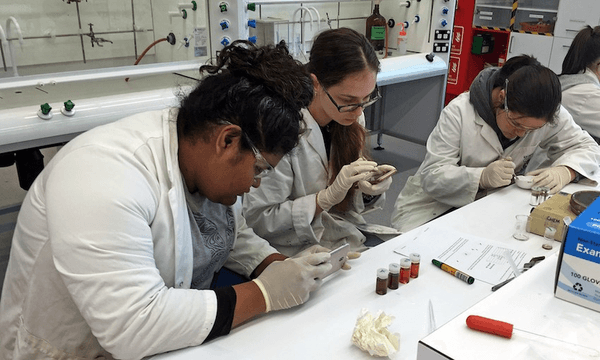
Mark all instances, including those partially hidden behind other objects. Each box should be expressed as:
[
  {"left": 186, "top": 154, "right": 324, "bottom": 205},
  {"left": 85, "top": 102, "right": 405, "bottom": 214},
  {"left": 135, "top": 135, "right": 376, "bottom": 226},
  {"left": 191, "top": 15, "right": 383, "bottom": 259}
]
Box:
[{"left": 0, "top": 41, "right": 328, "bottom": 359}]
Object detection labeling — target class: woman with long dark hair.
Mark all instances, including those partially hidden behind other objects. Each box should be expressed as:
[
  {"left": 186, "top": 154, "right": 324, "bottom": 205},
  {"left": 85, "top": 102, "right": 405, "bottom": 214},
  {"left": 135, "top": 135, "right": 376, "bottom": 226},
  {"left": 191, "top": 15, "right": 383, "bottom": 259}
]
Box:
[
  {"left": 243, "top": 28, "right": 400, "bottom": 256},
  {"left": 560, "top": 25, "right": 600, "bottom": 142}
]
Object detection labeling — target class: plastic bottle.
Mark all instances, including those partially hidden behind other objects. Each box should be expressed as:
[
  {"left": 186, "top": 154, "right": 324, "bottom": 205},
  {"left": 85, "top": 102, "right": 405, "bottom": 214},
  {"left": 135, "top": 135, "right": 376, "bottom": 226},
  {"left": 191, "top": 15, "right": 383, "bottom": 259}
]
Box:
[
  {"left": 400, "top": 258, "right": 411, "bottom": 284},
  {"left": 388, "top": 263, "right": 400, "bottom": 289},
  {"left": 376, "top": 268, "right": 389, "bottom": 295},
  {"left": 397, "top": 23, "right": 407, "bottom": 55},
  {"left": 366, "top": 0, "right": 386, "bottom": 52},
  {"left": 410, "top": 253, "right": 420, "bottom": 278}
]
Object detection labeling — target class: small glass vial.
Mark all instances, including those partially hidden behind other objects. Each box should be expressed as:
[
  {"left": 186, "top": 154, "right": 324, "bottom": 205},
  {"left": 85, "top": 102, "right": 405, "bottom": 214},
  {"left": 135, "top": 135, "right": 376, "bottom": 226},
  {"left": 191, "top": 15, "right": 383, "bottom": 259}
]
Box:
[
  {"left": 400, "top": 258, "right": 411, "bottom": 284},
  {"left": 376, "top": 268, "right": 389, "bottom": 295},
  {"left": 388, "top": 263, "right": 400, "bottom": 289},
  {"left": 530, "top": 186, "right": 543, "bottom": 206},
  {"left": 540, "top": 186, "right": 550, "bottom": 203},
  {"left": 410, "top": 253, "right": 421, "bottom": 278}
]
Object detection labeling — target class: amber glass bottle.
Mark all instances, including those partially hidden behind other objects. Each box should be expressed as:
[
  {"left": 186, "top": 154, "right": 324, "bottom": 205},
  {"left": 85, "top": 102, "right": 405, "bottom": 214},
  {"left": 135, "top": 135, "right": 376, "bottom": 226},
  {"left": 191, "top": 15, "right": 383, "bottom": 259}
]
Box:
[{"left": 366, "top": 2, "right": 386, "bottom": 52}]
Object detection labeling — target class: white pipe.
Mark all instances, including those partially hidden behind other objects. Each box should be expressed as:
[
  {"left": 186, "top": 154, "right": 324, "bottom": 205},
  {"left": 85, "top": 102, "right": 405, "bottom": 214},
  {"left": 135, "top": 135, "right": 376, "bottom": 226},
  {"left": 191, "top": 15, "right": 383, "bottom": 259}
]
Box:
[
  {"left": 168, "top": 10, "right": 184, "bottom": 24},
  {"left": 291, "top": 7, "right": 313, "bottom": 58},
  {"left": 5, "top": 17, "right": 23, "bottom": 77},
  {"left": 301, "top": 10, "right": 314, "bottom": 31},
  {"left": 306, "top": 7, "right": 321, "bottom": 31},
  {"left": 0, "top": 25, "right": 9, "bottom": 57},
  {"left": 178, "top": 3, "right": 195, "bottom": 9}
]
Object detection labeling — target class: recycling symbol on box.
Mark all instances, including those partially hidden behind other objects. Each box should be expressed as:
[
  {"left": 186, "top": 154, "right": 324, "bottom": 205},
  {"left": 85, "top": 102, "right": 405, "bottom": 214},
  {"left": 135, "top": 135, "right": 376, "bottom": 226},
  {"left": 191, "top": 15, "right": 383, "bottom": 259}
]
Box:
[{"left": 573, "top": 283, "right": 583, "bottom": 292}]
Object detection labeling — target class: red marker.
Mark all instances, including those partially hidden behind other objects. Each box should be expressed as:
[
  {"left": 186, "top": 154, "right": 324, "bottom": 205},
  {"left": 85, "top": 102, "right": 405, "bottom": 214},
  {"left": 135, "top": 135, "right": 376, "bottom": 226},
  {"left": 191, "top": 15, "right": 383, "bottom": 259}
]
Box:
[{"left": 466, "top": 315, "right": 600, "bottom": 356}]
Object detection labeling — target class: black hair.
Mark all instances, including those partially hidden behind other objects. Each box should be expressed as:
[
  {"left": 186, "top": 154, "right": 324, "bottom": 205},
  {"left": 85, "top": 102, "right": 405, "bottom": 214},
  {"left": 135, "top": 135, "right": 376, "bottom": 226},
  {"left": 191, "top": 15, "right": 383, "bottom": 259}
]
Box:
[
  {"left": 177, "top": 40, "right": 313, "bottom": 155},
  {"left": 561, "top": 25, "right": 600, "bottom": 75},
  {"left": 307, "top": 27, "right": 380, "bottom": 88},
  {"left": 494, "top": 55, "right": 561, "bottom": 124}
]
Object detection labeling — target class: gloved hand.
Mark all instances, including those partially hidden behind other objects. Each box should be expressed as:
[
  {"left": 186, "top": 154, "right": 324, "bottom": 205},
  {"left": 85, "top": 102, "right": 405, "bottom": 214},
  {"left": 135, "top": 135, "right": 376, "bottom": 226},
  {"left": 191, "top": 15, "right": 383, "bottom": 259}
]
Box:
[
  {"left": 527, "top": 166, "right": 573, "bottom": 194},
  {"left": 479, "top": 158, "right": 515, "bottom": 189},
  {"left": 292, "top": 244, "right": 330, "bottom": 259},
  {"left": 358, "top": 164, "right": 396, "bottom": 196},
  {"left": 252, "top": 252, "right": 331, "bottom": 312},
  {"left": 341, "top": 251, "right": 361, "bottom": 270},
  {"left": 294, "top": 244, "right": 360, "bottom": 270},
  {"left": 317, "top": 159, "right": 377, "bottom": 211}
]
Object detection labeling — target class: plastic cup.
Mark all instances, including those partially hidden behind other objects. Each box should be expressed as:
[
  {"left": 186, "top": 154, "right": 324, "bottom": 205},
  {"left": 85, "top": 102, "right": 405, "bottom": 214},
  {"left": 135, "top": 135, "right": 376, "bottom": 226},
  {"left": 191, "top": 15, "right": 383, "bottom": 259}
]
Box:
[
  {"left": 513, "top": 215, "right": 531, "bottom": 241},
  {"left": 543, "top": 226, "right": 557, "bottom": 250}
]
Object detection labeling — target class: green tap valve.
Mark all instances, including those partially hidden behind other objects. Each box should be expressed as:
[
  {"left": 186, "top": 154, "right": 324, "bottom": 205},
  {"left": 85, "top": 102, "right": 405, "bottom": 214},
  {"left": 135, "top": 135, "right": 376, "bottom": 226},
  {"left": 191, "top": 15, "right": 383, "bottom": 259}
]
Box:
[
  {"left": 182, "top": 9, "right": 188, "bottom": 19},
  {"left": 247, "top": 2, "right": 256, "bottom": 11},
  {"left": 191, "top": 0, "right": 197, "bottom": 10},
  {"left": 64, "top": 100, "right": 75, "bottom": 111},
  {"left": 40, "top": 103, "right": 52, "bottom": 115}
]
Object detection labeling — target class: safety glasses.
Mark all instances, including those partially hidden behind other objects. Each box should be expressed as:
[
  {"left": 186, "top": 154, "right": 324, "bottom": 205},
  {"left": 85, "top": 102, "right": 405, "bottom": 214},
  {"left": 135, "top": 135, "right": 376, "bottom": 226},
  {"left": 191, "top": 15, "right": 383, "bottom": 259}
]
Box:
[
  {"left": 321, "top": 82, "right": 381, "bottom": 113},
  {"left": 247, "top": 139, "right": 274, "bottom": 179},
  {"left": 220, "top": 121, "right": 274, "bottom": 179}
]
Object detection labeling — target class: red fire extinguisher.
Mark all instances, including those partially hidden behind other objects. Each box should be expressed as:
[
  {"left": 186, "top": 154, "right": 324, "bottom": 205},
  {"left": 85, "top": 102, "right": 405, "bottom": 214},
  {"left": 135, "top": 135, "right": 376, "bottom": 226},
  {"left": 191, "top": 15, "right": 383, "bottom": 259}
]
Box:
[{"left": 498, "top": 46, "right": 507, "bottom": 67}]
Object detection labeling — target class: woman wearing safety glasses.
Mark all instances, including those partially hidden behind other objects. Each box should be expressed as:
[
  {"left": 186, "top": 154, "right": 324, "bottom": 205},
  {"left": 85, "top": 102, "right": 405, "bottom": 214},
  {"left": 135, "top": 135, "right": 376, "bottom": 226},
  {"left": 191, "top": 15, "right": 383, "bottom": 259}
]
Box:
[
  {"left": 559, "top": 25, "right": 600, "bottom": 143},
  {"left": 0, "top": 41, "right": 335, "bottom": 359},
  {"left": 243, "top": 28, "right": 401, "bottom": 256},
  {"left": 391, "top": 55, "right": 600, "bottom": 233}
]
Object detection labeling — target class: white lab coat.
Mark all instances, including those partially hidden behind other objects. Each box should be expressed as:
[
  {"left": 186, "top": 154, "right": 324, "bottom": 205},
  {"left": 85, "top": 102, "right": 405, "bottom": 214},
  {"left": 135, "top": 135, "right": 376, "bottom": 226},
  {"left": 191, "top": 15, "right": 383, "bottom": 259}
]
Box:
[
  {"left": 560, "top": 70, "right": 600, "bottom": 140},
  {"left": 391, "top": 92, "right": 600, "bottom": 232},
  {"left": 0, "top": 109, "right": 277, "bottom": 360},
  {"left": 243, "top": 108, "right": 400, "bottom": 256}
]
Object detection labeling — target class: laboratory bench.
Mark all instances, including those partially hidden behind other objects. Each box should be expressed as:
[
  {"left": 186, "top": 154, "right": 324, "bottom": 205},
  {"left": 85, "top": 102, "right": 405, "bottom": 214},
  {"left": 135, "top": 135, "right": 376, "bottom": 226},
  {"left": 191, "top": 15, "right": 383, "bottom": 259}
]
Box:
[
  {"left": 149, "top": 181, "right": 600, "bottom": 360},
  {"left": 0, "top": 53, "right": 448, "bottom": 154},
  {"left": 417, "top": 251, "right": 600, "bottom": 359}
]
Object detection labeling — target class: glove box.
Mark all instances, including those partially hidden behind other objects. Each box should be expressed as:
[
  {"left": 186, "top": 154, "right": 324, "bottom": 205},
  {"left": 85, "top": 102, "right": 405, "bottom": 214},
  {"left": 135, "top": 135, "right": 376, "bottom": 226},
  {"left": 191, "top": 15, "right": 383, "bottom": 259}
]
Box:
[{"left": 528, "top": 191, "right": 576, "bottom": 241}]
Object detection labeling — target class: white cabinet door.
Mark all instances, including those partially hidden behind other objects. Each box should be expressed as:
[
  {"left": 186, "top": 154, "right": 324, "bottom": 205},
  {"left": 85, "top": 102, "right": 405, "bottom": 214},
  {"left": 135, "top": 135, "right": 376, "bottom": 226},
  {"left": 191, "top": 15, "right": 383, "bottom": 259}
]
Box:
[
  {"left": 507, "top": 32, "right": 554, "bottom": 67},
  {"left": 554, "top": 0, "right": 600, "bottom": 39},
  {"left": 548, "top": 37, "right": 572, "bottom": 74}
]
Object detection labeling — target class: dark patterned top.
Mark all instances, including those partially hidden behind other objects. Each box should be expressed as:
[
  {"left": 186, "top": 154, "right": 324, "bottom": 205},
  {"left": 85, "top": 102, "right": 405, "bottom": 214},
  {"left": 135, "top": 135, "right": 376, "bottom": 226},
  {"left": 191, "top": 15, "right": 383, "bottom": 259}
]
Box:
[{"left": 184, "top": 183, "right": 235, "bottom": 290}]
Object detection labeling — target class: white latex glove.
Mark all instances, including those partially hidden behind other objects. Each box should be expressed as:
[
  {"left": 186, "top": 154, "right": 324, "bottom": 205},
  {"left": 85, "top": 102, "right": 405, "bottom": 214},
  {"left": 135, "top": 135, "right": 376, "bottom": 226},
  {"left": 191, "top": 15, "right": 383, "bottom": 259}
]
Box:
[
  {"left": 317, "top": 159, "right": 377, "bottom": 211},
  {"left": 479, "top": 158, "right": 515, "bottom": 189},
  {"left": 358, "top": 164, "right": 396, "bottom": 196},
  {"left": 292, "top": 244, "right": 330, "bottom": 258},
  {"left": 526, "top": 166, "right": 573, "bottom": 194},
  {"left": 252, "top": 252, "right": 331, "bottom": 312},
  {"left": 341, "top": 251, "right": 361, "bottom": 270},
  {"left": 294, "top": 244, "right": 360, "bottom": 270}
]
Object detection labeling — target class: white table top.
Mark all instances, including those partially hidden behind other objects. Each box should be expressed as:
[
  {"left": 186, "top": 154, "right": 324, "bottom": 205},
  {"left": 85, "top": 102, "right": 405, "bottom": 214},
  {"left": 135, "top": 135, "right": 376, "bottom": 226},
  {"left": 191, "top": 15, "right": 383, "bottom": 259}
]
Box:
[
  {"left": 417, "top": 252, "right": 600, "bottom": 359},
  {"left": 150, "top": 183, "right": 597, "bottom": 360}
]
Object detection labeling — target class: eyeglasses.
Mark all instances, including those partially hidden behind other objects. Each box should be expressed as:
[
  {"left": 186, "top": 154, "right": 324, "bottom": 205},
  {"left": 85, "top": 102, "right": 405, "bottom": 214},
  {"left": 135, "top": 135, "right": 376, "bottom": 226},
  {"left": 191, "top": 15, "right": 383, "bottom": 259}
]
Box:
[
  {"left": 321, "top": 82, "right": 381, "bottom": 113},
  {"left": 503, "top": 79, "right": 546, "bottom": 132},
  {"left": 505, "top": 111, "right": 545, "bottom": 132},
  {"left": 220, "top": 121, "right": 274, "bottom": 179},
  {"left": 247, "top": 140, "right": 274, "bottom": 179}
]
